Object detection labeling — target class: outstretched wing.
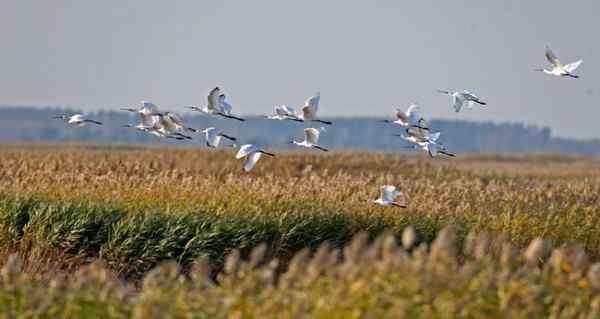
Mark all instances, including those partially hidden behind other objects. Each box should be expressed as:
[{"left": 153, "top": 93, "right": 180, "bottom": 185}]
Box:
[
  {"left": 167, "top": 113, "right": 185, "bottom": 127},
  {"left": 301, "top": 92, "right": 320, "bottom": 119},
  {"left": 236, "top": 144, "right": 257, "bottom": 159},
  {"left": 304, "top": 92, "right": 320, "bottom": 109},
  {"left": 406, "top": 126, "right": 428, "bottom": 142},
  {"left": 545, "top": 46, "right": 562, "bottom": 67},
  {"left": 219, "top": 94, "right": 232, "bottom": 114},
  {"left": 406, "top": 104, "right": 421, "bottom": 125},
  {"left": 139, "top": 112, "right": 156, "bottom": 127},
  {"left": 150, "top": 115, "right": 165, "bottom": 131},
  {"left": 427, "top": 142, "right": 439, "bottom": 158},
  {"left": 204, "top": 128, "right": 221, "bottom": 147},
  {"left": 453, "top": 95, "right": 464, "bottom": 112},
  {"left": 141, "top": 101, "right": 159, "bottom": 114},
  {"left": 207, "top": 87, "right": 220, "bottom": 111},
  {"left": 428, "top": 131, "right": 441, "bottom": 143},
  {"left": 416, "top": 118, "right": 429, "bottom": 130},
  {"left": 380, "top": 185, "right": 401, "bottom": 201},
  {"left": 563, "top": 60, "right": 583, "bottom": 73},
  {"left": 244, "top": 152, "right": 262, "bottom": 172},
  {"left": 395, "top": 109, "right": 409, "bottom": 125},
  {"left": 140, "top": 101, "right": 160, "bottom": 114},
  {"left": 280, "top": 105, "right": 296, "bottom": 115},
  {"left": 461, "top": 90, "right": 478, "bottom": 100},
  {"left": 304, "top": 128, "right": 320, "bottom": 144},
  {"left": 274, "top": 105, "right": 288, "bottom": 116},
  {"left": 301, "top": 105, "right": 316, "bottom": 120}
]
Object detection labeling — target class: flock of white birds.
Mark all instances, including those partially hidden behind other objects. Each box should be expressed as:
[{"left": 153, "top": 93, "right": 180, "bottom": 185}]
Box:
[{"left": 54, "top": 46, "right": 583, "bottom": 208}]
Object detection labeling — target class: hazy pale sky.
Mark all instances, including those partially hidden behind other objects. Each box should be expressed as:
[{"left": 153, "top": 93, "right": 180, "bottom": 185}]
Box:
[{"left": 2, "top": 1, "right": 598, "bottom": 138}]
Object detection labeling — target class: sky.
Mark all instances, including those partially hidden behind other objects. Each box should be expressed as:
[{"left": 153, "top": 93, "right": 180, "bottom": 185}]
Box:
[{"left": 2, "top": 1, "right": 598, "bottom": 139}]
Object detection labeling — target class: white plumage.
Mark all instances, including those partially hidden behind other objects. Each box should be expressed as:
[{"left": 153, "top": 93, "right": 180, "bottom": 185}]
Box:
[
  {"left": 53, "top": 114, "right": 102, "bottom": 127},
  {"left": 370, "top": 185, "right": 406, "bottom": 208},
  {"left": 291, "top": 128, "right": 329, "bottom": 152},
  {"left": 298, "top": 92, "right": 332, "bottom": 125},
  {"left": 266, "top": 105, "right": 303, "bottom": 122},
  {"left": 186, "top": 87, "right": 245, "bottom": 121},
  {"left": 438, "top": 90, "right": 487, "bottom": 112},
  {"left": 202, "top": 127, "right": 237, "bottom": 148},
  {"left": 235, "top": 144, "right": 275, "bottom": 172},
  {"left": 535, "top": 46, "right": 582, "bottom": 78},
  {"left": 384, "top": 103, "right": 422, "bottom": 127}
]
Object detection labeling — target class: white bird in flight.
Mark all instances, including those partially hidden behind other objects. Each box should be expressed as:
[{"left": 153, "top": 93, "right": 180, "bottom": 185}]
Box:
[
  {"left": 534, "top": 46, "right": 582, "bottom": 78},
  {"left": 266, "top": 105, "right": 303, "bottom": 122},
  {"left": 438, "top": 90, "right": 487, "bottom": 113},
  {"left": 186, "top": 87, "right": 245, "bottom": 121},
  {"left": 423, "top": 141, "right": 455, "bottom": 158},
  {"left": 235, "top": 144, "right": 275, "bottom": 172},
  {"left": 290, "top": 128, "right": 329, "bottom": 152},
  {"left": 154, "top": 112, "right": 198, "bottom": 132},
  {"left": 298, "top": 92, "right": 332, "bottom": 125},
  {"left": 369, "top": 185, "right": 406, "bottom": 208},
  {"left": 121, "top": 101, "right": 160, "bottom": 132},
  {"left": 395, "top": 125, "right": 441, "bottom": 145},
  {"left": 145, "top": 115, "right": 189, "bottom": 140},
  {"left": 381, "top": 103, "right": 423, "bottom": 127},
  {"left": 395, "top": 126, "right": 454, "bottom": 158},
  {"left": 53, "top": 114, "right": 102, "bottom": 127},
  {"left": 151, "top": 112, "right": 195, "bottom": 140},
  {"left": 202, "top": 127, "right": 237, "bottom": 148},
  {"left": 405, "top": 141, "right": 455, "bottom": 158}
]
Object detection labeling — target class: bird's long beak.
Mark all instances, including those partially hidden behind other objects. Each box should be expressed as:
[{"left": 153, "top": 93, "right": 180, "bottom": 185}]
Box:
[
  {"left": 437, "top": 90, "right": 450, "bottom": 95},
  {"left": 260, "top": 150, "right": 276, "bottom": 157},
  {"left": 533, "top": 68, "right": 544, "bottom": 72}
]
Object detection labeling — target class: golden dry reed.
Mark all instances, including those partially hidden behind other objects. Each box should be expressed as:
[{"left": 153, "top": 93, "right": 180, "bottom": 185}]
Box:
[
  {"left": 1, "top": 229, "right": 600, "bottom": 317},
  {"left": 1, "top": 145, "right": 600, "bottom": 316}
]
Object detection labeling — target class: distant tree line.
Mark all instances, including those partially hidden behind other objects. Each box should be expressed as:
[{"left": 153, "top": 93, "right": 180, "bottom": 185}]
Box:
[{"left": 1, "top": 106, "right": 599, "bottom": 155}]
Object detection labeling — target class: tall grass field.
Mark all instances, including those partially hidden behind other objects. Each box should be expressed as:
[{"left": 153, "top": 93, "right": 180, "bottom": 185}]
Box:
[{"left": 1, "top": 145, "right": 600, "bottom": 317}]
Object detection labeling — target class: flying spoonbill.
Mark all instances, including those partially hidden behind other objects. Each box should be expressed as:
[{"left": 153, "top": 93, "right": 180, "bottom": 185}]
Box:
[
  {"left": 424, "top": 141, "right": 455, "bottom": 158},
  {"left": 145, "top": 115, "right": 189, "bottom": 140},
  {"left": 153, "top": 112, "right": 199, "bottom": 132},
  {"left": 290, "top": 128, "right": 329, "bottom": 152},
  {"left": 534, "top": 46, "right": 582, "bottom": 78},
  {"left": 151, "top": 113, "right": 193, "bottom": 140},
  {"left": 202, "top": 127, "right": 237, "bottom": 148},
  {"left": 438, "top": 90, "right": 487, "bottom": 112},
  {"left": 299, "top": 92, "right": 332, "bottom": 125},
  {"left": 186, "top": 87, "right": 245, "bottom": 121},
  {"left": 266, "top": 105, "right": 303, "bottom": 122},
  {"left": 235, "top": 144, "right": 275, "bottom": 172},
  {"left": 395, "top": 126, "right": 441, "bottom": 145},
  {"left": 382, "top": 103, "right": 424, "bottom": 128},
  {"left": 53, "top": 114, "right": 102, "bottom": 127},
  {"left": 121, "top": 101, "right": 160, "bottom": 132},
  {"left": 369, "top": 185, "right": 406, "bottom": 208}
]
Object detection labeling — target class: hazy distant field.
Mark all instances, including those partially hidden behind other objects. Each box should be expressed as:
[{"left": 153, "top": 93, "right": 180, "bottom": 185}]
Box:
[{"left": 1, "top": 145, "right": 600, "bottom": 317}]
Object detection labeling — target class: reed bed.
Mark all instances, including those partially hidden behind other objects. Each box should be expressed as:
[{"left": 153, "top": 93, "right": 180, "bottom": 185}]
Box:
[
  {"left": 0, "top": 145, "right": 600, "bottom": 316},
  {"left": 2, "top": 228, "right": 600, "bottom": 318}
]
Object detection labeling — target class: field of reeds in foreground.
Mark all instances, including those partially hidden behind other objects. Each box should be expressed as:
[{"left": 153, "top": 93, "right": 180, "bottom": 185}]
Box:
[{"left": 1, "top": 145, "right": 600, "bottom": 317}]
